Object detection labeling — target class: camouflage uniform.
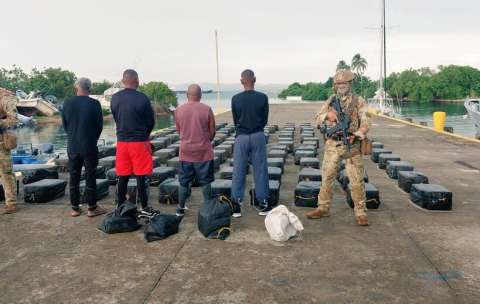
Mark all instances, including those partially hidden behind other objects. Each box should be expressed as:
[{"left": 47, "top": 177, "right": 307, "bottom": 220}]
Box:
[
  {"left": 0, "top": 88, "right": 18, "bottom": 211},
  {"left": 315, "top": 93, "right": 371, "bottom": 217}
]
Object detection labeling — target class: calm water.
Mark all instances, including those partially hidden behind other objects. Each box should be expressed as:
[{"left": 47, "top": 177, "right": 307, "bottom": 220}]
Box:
[
  {"left": 394, "top": 101, "right": 476, "bottom": 137},
  {"left": 175, "top": 90, "right": 280, "bottom": 110},
  {"left": 14, "top": 92, "right": 240, "bottom": 154},
  {"left": 14, "top": 116, "right": 173, "bottom": 154},
  {"left": 14, "top": 94, "right": 478, "bottom": 154}
]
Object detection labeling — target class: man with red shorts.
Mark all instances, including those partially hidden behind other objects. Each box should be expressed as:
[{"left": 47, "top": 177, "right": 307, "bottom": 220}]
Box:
[{"left": 111, "top": 69, "right": 158, "bottom": 217}]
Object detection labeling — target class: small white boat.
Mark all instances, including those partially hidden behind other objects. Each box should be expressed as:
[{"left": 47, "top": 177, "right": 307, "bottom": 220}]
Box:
[
  {"left": 366, "top": 0, "right": 400, "bottom": 116},
  {"left": 15, "top": 90, "right": 59, "bottom": 117},
  {"left": 16, "top": 98, "right": 59, "bottom": 117},
  {"left": 90, "top": 82, "right": 124, "bottom": 110},
  {"left": 368, "top": 89, "right": 397, "bottom": 115},
  {"left": 464, "top": 98, "right": 480, "bottom": 138}
]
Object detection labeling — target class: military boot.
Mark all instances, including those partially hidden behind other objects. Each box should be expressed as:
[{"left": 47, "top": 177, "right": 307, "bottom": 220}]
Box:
[
  {"left": 0, "top": 204, "right": 16, "bottom": 215},
  {"left": 305, "top": 208, "right": 330, "bottom": 219},
  {"left": 356, "top": 215, "right": 369, "bottom": 226}
]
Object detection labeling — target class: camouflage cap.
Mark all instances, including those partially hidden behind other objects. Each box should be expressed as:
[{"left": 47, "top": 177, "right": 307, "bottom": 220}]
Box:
[{"left": 333, "top": 69, "right": 355, "bottom": 84}]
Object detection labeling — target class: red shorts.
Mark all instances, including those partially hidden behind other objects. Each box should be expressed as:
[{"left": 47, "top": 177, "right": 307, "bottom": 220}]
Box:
[{"left": 116, "top": 141, "right": 153, "bottom": 176}]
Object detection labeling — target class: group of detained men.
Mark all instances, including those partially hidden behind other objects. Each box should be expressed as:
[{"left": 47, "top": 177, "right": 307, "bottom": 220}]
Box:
[{"left": 61, "top": 68, "right": 270, "bottom": 219}]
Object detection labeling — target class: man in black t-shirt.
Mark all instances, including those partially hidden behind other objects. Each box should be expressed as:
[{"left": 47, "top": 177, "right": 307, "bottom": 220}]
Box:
[
  {"left": 231, "top": 69, "right": 270, "bottom": 217},
  {"left": 62, "top": 78, "right": 106, "bottom": 217}
]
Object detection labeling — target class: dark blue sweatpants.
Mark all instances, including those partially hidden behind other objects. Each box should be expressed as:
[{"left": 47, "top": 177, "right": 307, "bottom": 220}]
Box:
[{"left": 232, "top": 131, "right": 269, "bottom": 204}]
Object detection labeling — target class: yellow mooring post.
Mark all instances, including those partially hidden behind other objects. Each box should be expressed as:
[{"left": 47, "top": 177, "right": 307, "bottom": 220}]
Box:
[{"left": 433, "top": 111, "right": 446, "bottom": 131}]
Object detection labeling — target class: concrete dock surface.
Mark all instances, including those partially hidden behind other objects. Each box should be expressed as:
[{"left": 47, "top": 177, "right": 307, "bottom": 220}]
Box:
[{"left": 1, "top": 103, "right": 480, "bottom": 304}]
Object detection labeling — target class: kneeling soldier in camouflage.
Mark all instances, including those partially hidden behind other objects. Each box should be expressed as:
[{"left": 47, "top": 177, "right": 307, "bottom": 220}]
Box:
[{"left": 306, "top": 69, "right": 371, "bottom": 226}]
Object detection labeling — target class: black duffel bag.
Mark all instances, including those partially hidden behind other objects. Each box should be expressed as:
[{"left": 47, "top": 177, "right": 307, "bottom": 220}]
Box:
[
  {"left": 144, "top": 214, "right": 183, "bottom": 242},
  {"left": 98, "top": 202, "right": 141, "bottom": 234},
  {"left": 198, "top": 196, "right": 233, "bottom": 240}
]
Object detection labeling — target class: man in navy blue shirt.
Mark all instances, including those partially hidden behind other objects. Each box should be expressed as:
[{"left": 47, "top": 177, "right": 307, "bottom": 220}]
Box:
[
  {"left": 231, "top": 69, "right": 270, "bottom": 217},
  {"left": 62, "top": 77, "right": 106, "bottom": 217},
  {"left": 111, "top": 69, "right": 158, "bottom": 218}
]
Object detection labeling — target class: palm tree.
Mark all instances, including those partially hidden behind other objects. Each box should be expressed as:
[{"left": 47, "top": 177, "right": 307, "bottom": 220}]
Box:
[{"left": 351, "top": 54, "right": 368, "bottom": 97}]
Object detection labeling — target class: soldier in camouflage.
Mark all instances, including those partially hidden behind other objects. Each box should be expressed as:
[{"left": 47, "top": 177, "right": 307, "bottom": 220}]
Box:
[
  {"left": 306, "top": 69, "right": 371, "bottom": 226},
  {"left": 0, "top": 88, "right": 18, "bottom": 215}
]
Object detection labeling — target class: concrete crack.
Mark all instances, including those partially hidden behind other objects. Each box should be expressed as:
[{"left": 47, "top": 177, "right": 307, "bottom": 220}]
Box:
[
  {"left": 385, "top": 205, "right": 463, "bottom": 303},
  {"left": 141, "top": 226, "right": 195, "bottom": 304}
]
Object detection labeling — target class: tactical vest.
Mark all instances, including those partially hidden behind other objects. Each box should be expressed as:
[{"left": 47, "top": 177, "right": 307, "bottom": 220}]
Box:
[{"left": 339, "top": 94, "right": 360, "bottom": 134}]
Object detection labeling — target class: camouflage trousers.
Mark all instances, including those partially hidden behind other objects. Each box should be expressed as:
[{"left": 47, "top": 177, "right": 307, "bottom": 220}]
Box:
[
  {"left": 0, "top": 145, "right": 17, "bottom": 206},
  {"left": 318, "top": 139, "right": 366, "bottom": 217}
]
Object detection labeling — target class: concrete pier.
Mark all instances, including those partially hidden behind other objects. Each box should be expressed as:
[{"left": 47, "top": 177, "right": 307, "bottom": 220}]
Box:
[{"left": 1, "top": 103, "right": 479, "bottom": 303}]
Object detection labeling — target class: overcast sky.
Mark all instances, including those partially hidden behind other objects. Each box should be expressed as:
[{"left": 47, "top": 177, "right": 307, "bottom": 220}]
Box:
[{"left": 1, "top": 0, "right": 478, "bottom": 85}]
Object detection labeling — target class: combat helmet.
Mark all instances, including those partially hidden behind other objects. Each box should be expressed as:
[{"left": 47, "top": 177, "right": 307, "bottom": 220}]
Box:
[{"left": 333, "top": 69, "right": 355, "bottom": 84}]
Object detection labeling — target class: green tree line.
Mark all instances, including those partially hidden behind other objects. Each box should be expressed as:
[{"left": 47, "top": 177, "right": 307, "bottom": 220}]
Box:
[
  {"left": 387, "top": 65, "right": 480, "bottom": 102},
  {"left": 278, "top": 75, "right": 377, "bottom": 101},
  {"left": 279, "top": 63, "right": 480, "bottom": 103},
  {"left": 279, "top": 53, "right": 376, "bottom": 101},
  {"left": 0, "top": 66, "right": 76, "bottom": 100},
  {"left": 0, "top": 66, "right": 177, "bottom": 107}
]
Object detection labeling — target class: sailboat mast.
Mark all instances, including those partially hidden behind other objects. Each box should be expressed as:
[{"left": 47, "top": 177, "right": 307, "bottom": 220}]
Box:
[
  {"left": 383, "top": 0, "right": 387, "bottom": 94},
  {"left": 215, "top": 30, "right": 221, "bottom": 111},
  {"left": 378, "top": 0, "right": 385, "bottom": 112},
  {"left": 379, "top": 16, "right": 384, "bottom": 99}
]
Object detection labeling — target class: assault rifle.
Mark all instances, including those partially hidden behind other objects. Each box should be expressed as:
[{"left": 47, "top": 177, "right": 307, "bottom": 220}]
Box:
[{"left": 320, "top": 96, "right": 352, "bottom": 151}]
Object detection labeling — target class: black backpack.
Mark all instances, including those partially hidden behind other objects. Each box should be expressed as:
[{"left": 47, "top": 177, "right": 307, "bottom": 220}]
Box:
[
  {"left": 98, "top": 202, "right": 141, "bottom": 234},
  {"left": 144, "top": 214, "right": 183, "bottom": 242},
  {"left": 198, "top": 196, "right": 233, "bottom": 240}
]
